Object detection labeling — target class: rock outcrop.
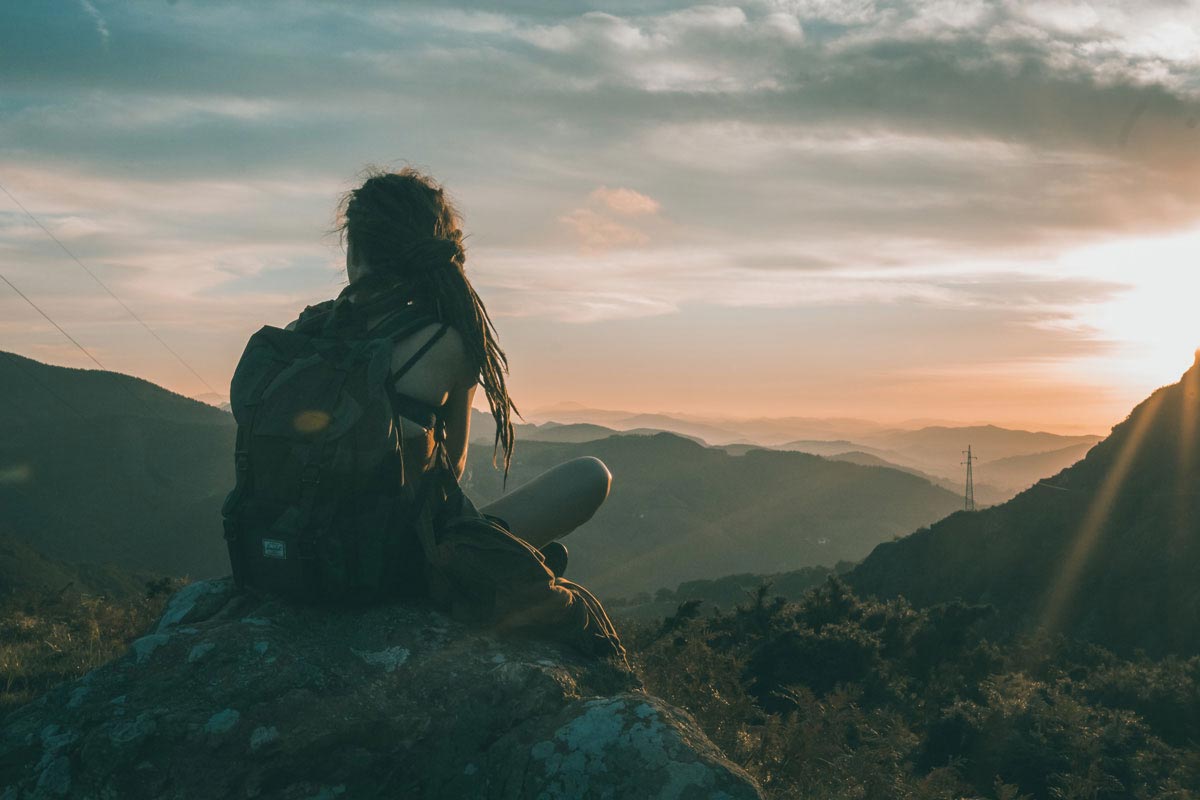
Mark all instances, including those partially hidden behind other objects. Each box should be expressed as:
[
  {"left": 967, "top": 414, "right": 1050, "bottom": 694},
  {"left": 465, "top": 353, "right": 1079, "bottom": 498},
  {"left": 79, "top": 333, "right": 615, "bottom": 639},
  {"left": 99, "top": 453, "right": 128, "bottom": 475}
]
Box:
[{"left": 1, "top": 579, "right": 762, "bottom": 799}]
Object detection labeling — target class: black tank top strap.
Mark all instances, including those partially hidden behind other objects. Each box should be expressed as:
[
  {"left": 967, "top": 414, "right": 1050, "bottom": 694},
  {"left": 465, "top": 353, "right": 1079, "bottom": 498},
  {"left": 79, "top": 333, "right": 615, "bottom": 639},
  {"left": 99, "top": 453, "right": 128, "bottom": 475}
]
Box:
[
  {"left": 386, "top": 322, "right": 451, "bottom": 431},
  {"left": 391, "top": 323, "right": 450, "bottom": 381}
]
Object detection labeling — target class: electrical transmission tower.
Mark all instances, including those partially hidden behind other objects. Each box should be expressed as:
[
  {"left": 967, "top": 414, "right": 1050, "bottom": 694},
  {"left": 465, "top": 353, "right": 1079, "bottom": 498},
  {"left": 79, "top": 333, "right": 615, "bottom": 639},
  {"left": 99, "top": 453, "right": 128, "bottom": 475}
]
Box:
[{"left": 962, "top": 445, "right": 977, "bottom": 512}]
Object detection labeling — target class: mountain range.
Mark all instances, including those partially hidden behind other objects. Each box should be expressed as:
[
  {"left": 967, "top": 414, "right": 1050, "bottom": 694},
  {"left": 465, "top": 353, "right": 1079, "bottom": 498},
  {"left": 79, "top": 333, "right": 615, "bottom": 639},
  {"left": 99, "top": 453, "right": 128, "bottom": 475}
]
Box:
[
  {"left": 496, "top": 410, "right": 1102, "bottom": 504},
  {"left": 1, "top": 349, "right": 1121, "bottom": 604},
  {"left": 2, "top": 351, "right": 964, "bottom": 597},
  {"left": 463, "top": 433, "right": 963, "bottom": 597},
  {"left": 849, "top": 354, "right": 1200, "bottom": 656}
]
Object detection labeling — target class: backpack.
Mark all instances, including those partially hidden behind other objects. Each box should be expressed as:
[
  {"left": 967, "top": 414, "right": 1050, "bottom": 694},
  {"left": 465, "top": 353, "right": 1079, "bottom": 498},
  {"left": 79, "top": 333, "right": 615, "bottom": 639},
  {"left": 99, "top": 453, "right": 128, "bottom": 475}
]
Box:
[{"left": 221, "top": 295, "right": 454, "bottom": 603}]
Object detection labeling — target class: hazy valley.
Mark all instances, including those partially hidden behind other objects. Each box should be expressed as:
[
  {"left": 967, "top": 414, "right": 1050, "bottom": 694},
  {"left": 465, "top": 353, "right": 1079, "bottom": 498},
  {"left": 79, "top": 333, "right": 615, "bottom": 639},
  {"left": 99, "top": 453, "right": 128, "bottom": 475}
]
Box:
[{"left": 1, "top": 350, "right": 1107, "bottom": 600}]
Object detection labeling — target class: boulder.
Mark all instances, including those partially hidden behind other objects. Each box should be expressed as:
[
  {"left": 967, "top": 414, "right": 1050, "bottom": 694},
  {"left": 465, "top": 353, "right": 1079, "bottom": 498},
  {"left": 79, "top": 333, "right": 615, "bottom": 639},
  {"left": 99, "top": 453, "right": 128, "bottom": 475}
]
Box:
[{"left": 1, "top": 579, "right": 762, "bottom": 799}]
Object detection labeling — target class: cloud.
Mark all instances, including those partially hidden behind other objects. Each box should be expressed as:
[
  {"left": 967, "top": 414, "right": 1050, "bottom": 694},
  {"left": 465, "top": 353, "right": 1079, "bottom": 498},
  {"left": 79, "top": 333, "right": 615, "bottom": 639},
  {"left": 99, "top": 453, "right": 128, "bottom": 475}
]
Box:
[
  {"left": 78, "top": 0, "right": 109, "bottom": 48},
  {"left": 589, "top": 186, "right": 661, "bottom": 215},
  {"left": 2, "top": 0, "right": 1198, "bottom": 411},
  {"left": 558, "top": 208, "right": 650, "bottom": 249}
]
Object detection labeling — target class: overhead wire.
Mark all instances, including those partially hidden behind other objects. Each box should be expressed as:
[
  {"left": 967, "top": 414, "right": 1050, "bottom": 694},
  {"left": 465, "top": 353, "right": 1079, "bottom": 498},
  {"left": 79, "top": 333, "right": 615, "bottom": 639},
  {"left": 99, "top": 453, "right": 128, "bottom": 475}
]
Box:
[
  {"left": 0, "top": 271, "right": 151, "bottom": 412},
  {"left": 0, "top": 178, "right": 220, "bottom": 396},
  {"left": 0, "top": 272, "right": 108, "bottom": 372}
]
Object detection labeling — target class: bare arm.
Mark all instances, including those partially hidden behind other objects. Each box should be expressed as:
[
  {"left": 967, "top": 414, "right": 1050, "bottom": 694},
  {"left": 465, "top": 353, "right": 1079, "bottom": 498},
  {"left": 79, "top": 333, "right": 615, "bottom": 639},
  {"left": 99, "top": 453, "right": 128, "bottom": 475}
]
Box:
[{"left": 442, "top": 382, "right": 476, "bottom": 480}]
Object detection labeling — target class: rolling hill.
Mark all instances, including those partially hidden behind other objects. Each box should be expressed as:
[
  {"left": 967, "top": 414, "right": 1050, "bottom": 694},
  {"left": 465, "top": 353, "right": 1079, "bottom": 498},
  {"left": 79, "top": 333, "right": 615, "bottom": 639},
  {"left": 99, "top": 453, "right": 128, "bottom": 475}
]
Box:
[
  {"left": 0, "top": 351, "right": 235, "bottom": 578},
  {"left": 468, "top": 411, "right": 705, "bottom": 446},
  {"left": 463, "top": 433, "right": 963, "bottom": 597},
  {"left": 772, "top": 430, "right": 1099, "bottom": 502},
  {"left": 857, "top": 424, "right": 1101, "bottom": 466},
  {"left": 827, "top": 451, "right": 1009, "bottom": 507},
  {"left": 0, "top": 352, "right": 969, "bottom": 598},
  {"left": 0, "top": 529, "right": 154, "bottom": 602},
  {"left": 979, "top": 442, "right": 1098, "bottom": 492},
  {"left": 849, "top": 353, "right": 1200, "bottom": 656}
]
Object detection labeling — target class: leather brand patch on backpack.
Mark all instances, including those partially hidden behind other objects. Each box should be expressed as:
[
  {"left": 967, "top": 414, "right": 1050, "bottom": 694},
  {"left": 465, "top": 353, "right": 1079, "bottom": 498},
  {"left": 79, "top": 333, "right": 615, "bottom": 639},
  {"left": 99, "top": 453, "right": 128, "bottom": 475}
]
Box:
[{"left": 262, "top": 539, "right": 287, "bottom": 560}]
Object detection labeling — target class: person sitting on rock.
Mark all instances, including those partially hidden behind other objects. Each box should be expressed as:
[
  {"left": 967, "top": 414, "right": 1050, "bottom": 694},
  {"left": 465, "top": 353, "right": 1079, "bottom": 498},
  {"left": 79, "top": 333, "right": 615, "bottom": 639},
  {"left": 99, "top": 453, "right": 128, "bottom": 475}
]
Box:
[{"left": 221, "top": 167, "right": 625, "bottom": 661}]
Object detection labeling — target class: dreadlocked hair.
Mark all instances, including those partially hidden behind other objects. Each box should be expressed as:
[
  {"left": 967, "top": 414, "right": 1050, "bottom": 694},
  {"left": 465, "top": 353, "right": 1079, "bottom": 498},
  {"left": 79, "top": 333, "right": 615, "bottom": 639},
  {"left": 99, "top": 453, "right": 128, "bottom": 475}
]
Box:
[{"left": 337, "top": 167, "right": 518, "bottom": 477}]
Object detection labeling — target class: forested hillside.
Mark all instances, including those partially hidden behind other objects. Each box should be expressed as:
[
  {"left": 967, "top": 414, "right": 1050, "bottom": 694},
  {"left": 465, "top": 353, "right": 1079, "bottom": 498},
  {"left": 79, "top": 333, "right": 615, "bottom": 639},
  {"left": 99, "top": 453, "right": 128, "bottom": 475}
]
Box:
[
  {"left": 850, "top": 356, "right": 1200, "bottom": 656},
  {"left": 0, "top": 352, "right": 235, "bottom": 577}
]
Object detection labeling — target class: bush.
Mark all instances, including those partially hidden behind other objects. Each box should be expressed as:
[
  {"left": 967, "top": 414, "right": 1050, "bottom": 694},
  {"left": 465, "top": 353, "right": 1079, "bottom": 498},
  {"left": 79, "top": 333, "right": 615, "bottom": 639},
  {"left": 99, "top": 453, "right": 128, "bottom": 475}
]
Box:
[
  {"left": 0, "top": 580, "right": 182, "bottom": 714},
  {"left": 626, "top": 578, "right": 1200, "bottom": 799}
]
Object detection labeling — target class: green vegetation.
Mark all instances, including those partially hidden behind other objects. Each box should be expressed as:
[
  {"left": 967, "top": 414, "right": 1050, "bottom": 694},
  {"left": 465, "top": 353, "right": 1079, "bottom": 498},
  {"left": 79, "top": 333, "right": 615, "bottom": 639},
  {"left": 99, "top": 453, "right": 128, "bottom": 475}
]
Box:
[
  {"left": 0, "top": 529, "right": 184, "bottom": 714},
  {"left": 628, "top": 578, "right": 1200, "bottom": 799},
  {"left": 5, "top": 559, "right": 1198, "bottom": 799},
  {"left": 850, "top": 360, "right": 1200, "bottom": 658},
  {"left": 608, "top": 561, "right": 856, "bottom": 619},
  {"left": 0, "top": 578, "right": 180, "bottom": 715}
]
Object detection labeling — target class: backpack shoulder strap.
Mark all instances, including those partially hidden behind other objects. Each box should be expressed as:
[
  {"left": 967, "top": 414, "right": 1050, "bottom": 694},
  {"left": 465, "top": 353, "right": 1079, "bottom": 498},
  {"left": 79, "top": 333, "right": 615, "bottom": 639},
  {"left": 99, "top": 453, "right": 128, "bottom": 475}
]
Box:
[{"left": 291, "top": 301, "right": 336, "bottom": 333}]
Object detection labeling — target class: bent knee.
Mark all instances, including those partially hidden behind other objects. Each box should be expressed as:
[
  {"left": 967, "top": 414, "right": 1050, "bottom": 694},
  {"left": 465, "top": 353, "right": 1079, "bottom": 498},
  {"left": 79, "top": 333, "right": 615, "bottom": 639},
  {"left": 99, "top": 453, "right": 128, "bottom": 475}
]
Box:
[{"left": 569, "top": 456, "right": 612, "bottom": 505}]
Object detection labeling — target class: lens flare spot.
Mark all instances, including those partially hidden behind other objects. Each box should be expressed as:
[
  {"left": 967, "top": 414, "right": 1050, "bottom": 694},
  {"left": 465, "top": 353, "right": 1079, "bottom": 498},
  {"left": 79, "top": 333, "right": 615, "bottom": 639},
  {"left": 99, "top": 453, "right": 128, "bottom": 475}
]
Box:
[
  {"left": 293, "top": 410, "right": 331, "bottom": 434},
  {"left": 0, "top": 464, "right": 33, "bottom": 485}
]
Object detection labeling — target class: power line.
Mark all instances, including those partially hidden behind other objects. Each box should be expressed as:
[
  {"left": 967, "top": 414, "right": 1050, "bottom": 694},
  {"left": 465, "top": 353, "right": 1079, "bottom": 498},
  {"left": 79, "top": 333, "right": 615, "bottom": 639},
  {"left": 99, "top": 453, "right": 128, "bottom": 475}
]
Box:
[
  {"left": 0, "top": 271, "right": 150, "bottom": 412},
  {"left": 1033, "top": 479, "right": 1200, "bottom": 497},
  {"left": 0, "top": 272, "right": 108, "bottom": 372},
  {"left": 0, "top": 179, "right": 220, "bottom": 396}
]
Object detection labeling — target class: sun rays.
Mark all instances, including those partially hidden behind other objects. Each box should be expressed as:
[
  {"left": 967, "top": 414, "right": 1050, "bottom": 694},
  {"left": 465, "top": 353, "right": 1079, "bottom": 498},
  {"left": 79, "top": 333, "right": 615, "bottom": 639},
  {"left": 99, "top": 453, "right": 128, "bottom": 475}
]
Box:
[
  {"left": 1177, "top": 352, "right": 1200, "bottom": 548},
  {"left": 1039, "top": 388, "right": 1166, "bottom": 636},
  {"left": 1040, "top": 354, "right": 1200, "bottom": 637}
]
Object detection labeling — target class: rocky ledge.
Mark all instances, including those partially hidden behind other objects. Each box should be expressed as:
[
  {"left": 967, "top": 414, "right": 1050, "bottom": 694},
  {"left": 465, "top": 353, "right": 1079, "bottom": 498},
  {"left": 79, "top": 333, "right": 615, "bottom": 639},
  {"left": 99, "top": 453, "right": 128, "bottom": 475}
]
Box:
[{"left": 1, "top": 579, "right": 762, "bottom": 799}]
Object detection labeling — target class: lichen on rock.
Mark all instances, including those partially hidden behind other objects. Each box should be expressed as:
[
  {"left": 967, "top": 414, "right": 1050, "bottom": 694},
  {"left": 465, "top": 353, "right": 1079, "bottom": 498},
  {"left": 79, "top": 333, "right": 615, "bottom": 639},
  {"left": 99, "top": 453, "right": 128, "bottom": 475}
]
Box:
[{"left": 1, "top": 578, "right": 762, "bottom": 799}]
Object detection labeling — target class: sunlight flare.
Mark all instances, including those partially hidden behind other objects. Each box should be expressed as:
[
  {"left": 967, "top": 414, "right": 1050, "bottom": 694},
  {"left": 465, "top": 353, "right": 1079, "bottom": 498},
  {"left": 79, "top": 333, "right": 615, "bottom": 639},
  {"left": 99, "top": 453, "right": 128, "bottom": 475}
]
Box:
[{"left": 1040, "top": 390, "right": 1165, "bottom": 635}]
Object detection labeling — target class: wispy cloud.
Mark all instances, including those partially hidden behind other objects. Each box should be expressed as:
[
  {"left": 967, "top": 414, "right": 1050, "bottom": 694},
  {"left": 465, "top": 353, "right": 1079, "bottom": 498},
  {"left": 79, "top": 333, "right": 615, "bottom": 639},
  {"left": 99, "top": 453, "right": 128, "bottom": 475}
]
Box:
[
  {"left": 590, "top": 186, "right": 661, "bottom": 216},
  {"left": 2, "top": 0, "right": 1197, "bottom": 423},
  {"left": 78, "top": 0, "right": 109, "bottom": 48}
]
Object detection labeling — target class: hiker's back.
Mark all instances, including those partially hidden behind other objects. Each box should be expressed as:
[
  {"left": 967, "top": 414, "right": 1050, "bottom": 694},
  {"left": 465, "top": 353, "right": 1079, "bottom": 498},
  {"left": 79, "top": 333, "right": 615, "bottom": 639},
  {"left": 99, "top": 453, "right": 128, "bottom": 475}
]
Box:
[
  {"left": 221, "top": 295, "right": 470, "bottom": 603},
  {"left": 220, "top": 167, "right": 625, "bottom": 662}
]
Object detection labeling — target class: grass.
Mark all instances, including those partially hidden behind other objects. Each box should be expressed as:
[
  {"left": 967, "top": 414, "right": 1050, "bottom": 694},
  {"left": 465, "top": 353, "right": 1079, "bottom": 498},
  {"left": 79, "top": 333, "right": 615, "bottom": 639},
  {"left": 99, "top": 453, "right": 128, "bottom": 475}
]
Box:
[{"left": 0, "top": 579, "right": 182, "bottom": 715}]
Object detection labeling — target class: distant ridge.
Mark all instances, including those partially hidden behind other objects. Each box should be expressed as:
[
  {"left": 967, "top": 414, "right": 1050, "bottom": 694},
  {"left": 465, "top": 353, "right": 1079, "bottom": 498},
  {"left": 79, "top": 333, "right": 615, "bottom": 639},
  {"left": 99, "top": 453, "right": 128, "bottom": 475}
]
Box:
[
  {"left": 468, "top": 410, "right": 705, "bottom": 446},
  {"left": 0, "top": 529, "right": 153, "bottom": 601},
  {"left": 2, "top": 354, "right": 960, "bottom": 595},
  {"left": 0, "top": 351, "right": 234, "bottom": 576},
  {"left": 519, "top": 401, "right": 1102, "bottom": 500},
  {"left": 849, "top": 353, "right": 1200, "bottom": 656},
  {"left": 1, "top": 351, "right": 230, "bottom": 425},
  {"left": 465, "top": 431, "right": 963, "bottom": 597}
]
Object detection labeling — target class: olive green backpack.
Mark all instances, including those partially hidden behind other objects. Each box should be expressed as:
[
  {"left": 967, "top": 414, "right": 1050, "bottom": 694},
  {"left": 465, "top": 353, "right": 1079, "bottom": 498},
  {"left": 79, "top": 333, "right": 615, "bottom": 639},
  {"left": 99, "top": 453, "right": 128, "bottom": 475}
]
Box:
[{"left": 221, "top": 294, "right": 453, "bottom": 602}]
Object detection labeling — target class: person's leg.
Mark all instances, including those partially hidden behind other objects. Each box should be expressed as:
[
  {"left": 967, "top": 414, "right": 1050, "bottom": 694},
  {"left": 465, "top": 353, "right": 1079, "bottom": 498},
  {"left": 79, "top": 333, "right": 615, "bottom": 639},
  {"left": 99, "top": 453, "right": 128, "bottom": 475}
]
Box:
[{"left": 478, "top": 456, "right": 611, "bottom": 549}]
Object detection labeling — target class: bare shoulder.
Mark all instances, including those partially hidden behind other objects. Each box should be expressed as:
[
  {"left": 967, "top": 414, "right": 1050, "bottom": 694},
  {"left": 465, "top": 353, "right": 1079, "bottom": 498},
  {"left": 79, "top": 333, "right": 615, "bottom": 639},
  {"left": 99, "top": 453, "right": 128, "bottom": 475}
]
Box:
[{"left": 389, "top": 322, "right": 474, "bottom": 385}]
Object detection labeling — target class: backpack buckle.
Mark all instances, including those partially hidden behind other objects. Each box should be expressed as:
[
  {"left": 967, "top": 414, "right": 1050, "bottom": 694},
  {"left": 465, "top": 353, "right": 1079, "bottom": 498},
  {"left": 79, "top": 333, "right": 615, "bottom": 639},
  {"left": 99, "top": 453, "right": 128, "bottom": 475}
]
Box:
[
  {"left": 300, "top": 463, "right": 321, "bottom": 485},
  {"left": 235, "top": 450, "right": 251, "bottom": 474}
]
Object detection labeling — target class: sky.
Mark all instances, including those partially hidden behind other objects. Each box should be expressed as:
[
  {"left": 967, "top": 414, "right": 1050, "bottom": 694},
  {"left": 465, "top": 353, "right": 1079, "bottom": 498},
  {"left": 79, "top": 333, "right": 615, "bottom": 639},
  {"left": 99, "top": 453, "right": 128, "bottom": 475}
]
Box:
[{"left": 2, "top": 0, "right": 1200, "bottom": 435}]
